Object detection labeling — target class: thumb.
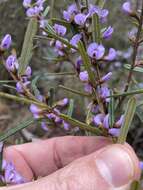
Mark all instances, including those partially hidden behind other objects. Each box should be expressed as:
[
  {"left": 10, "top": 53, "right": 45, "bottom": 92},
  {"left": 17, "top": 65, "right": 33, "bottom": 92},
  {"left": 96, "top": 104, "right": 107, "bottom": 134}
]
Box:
[{"left": 0, "top": 144, "right": 141, "bottom": 190}]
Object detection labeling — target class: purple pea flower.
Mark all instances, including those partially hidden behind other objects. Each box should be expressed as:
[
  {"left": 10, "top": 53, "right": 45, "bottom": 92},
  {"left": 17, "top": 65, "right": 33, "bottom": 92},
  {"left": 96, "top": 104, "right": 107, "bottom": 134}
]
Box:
[
  {"left": 0, "top": 34, "right": 12, "bottom": 50},
  {"left": 88, "top": 5, "right": 109, "bottom": 23},
  {"left": 87, "top": 43, "right": 105, "bottom": 59},
  {"left": 104, "top": 48, "right": 117, "bottom": 61},
  {"left": 79, "top": 71, "right": 89, "bottom": 82},
  {"left": 41, "top": 122, "right": 49, "bottom": 131},
  {"left": 26, "top": 6, "right": 41, "bottom": 17},
  {"left": 74, "top": 13, "right": 87, "bottom": 26},
  {"left": 70, "top": 34, "right": 82, "bottom": 48},
  {"left": 84, "top": 84, "right": 92, "bottom": 94},
  {"left": 4, "top": 162, "right": 25, "bottom": 185},
  {"left": 108, "top": 128, "right": 120, "bottom": 137},
  {"left": 75, "top": 57, "right": 83, "bottom": 73},
  {"left": 100, "top": 9, "right": 109, "bottom": 23},
  {"left": 16, "top": 81, "right": 30, "bottom": 94},
  {"left": 115, "top": 115, "right": 124, "bottom": 128},
  {"left": 25, "top": 66, "right": 32, "bottom": 78},
  {"left": 5, "top": 55, "right": 18, "bottom": 72},
  {"left": 56, "top": 98, "right": 69, "bottom": 107},
  {"left": 122, "top": 2, "right": 132, "bottom": 14},
  {"left": 103, "top": 26, "right": 114, "bottom": 40},
  {"left": 103, "top": 114, "right": 109, "bottom": 129},
  {"left": 63, "top": 4, "right": 78, "bottom": 22},
  {"left": 93, "top": 114, "right": 104, "bottom": 126},
  {"left": 29, "top": 104, "right": 42, "bottom": 119},
  {"left": 53, "top": 24, "right": 67, "bottom": 36},
  {"left": 63, "top": 121, "right": 70, "bottom": 131},
  {"left": 139, "top": 161, "right": 143, "bottom": 170},
  {"left": 23, "top": 0, "right": 31, "bottom": 8},
  {"left": 101, "top": 72, "right": 112, "bottom": 83},
  {"left": 99, "top": 86, "right": 110, "bottom": 102}
]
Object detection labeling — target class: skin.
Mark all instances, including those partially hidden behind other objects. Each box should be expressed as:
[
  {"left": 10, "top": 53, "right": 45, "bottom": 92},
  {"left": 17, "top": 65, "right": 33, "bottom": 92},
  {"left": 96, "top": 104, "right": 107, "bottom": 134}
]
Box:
[{"left": 0, "top": 136, "right": 141, "bottom": 190}]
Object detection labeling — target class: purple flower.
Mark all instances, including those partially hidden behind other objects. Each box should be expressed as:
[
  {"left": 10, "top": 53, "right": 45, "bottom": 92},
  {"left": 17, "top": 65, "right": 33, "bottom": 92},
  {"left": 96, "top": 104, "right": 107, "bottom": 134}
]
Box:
[
  {"left": 36, "top": 0, "right": 45, "bottom": 6},
  {"left": 53, "top": 24, "right": 67, "bottom": 36},
  {"left": 16, "top": 81, "right": 30, "bottom": 94},
  {"left": 5, "top": 55, "right": 18, "bottom": 72},
  {"left": 140, "top": 161, "right": 143, "bottom": 170},
  {"left": 102, "top": 26, "right": 114, "bottom": 40},
  {"left": 108, "top": 128, "right": 120, "bottom": 137},
  {"left": 104, "top": 48, "right": 117, "bottom": 61},
  {"left": 93, "top": 114, "right": 104, "bottom": 126},
  {"left": 88, "top": 5, "right": 101, "bottom": 16},
  {"left": 39, "top": 19, "right": 48, "bottom": 29},
  {"left": 87, "top": 43, "right": 105, "bottom": 59},
  {"left": 57, "top": 98, "right": 69, "bottom": 107},
  {"left": 79, "top": 71, "right": 89, "bottom": 82},
  {"left": 4, "top": 162, "right": 25, "bottom": 184},
  {"left": 25, "top": 66, "right": 32, "bottom": 78},
  {"left": 0, "top": 34, "right": 12, "bottom": 50},
  {"left": 103, "top": 114, "right": 109, "bottom": 129},
  {"left": 26, "top": 6, "right": 41, "bottom": 17},
  {"left": 84, "top": 84, "right": 92, "bottom": 93},
  {"left": 99, "top": 86, "right": 110, "bottom": 102},
  {"left": 101, "top": 72, "right": 112, "bottom": 83},
  {"left": 88, "top": 5, "right": 109, "bottom": 23},
  {"left": 63, "top": 121, "right": 70, "bottom": 131},
  {"left": 41, "top": 122, "right": 49, "bottom": 131},
  {"left": 115, "top": 115, "right": 124, "bottom": 127},
  {"left": 122, "top": 2, "right": 132, "bottom": 14},
  {"left": 30, "top": 104, "right": 42, "bottom": 114},
  {"left": 70, "top": 34, "right": 82, "bottom": 47},
  {"left": 100, "top": 9, "right": 109, "bottom": 23},
  {"left": 75, "top": 57, "right": 83, "bottom": 73},
  {"left": 23, "top": 0, "right": 31, "bottom": 8},
  {"left": 74, "top": 13, "right": 87, "bottom": 26},
  {"left": 63, "top": 4, "right": 78, "bottom": 22}
]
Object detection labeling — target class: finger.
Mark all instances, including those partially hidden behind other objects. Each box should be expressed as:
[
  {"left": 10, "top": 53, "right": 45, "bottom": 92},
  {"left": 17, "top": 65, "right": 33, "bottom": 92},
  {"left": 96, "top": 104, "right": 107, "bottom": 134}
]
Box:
[
  {"left": 1, "top": 143, "right": 141, "bottom": 190},
  {"left": 4, "top": 136, "right": 111, "bottom": 181}
]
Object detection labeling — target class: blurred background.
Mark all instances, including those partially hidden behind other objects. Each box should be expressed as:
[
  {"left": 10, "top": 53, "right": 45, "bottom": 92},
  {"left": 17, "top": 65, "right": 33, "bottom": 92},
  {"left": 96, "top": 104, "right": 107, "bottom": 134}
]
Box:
[{"left": 0, "top": 0, "right": 143, "bottom": 159}]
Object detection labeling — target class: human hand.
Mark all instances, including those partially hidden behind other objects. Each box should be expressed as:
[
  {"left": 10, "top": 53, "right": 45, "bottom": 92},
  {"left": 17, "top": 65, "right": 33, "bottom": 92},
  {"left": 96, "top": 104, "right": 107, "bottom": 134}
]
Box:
[{"left": 0, "top": 136, "right": 141, "bottom": 190}]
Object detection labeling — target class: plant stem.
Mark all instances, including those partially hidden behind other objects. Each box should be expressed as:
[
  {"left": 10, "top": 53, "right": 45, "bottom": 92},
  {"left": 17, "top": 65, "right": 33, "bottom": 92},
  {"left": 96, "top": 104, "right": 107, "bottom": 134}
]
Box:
[{"left": 120, "top": 1, "right": 143, "bottom": 104}]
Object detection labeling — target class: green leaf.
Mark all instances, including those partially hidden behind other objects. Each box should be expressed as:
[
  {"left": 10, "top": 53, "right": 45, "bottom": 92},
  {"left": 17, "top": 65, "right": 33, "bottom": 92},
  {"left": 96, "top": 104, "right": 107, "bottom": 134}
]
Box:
[
  {"left": 0, "top": 118, "right": 35, "bottom": 142},
  {"left": 31, "top": 76, "right": 40, "bottom": 96},
  {"left": 59, "top": 114, "right": 102, "bottom": 135},
  {"left": 78, "top": 41, "right": 96, "bottom": 87},
  {"left": 67, "top": 99, "right": 74, "bottom": 117},
  {"left": 92, "top": 13, "right": 101, "bottom": 43},
  {"left": 59, "top": 85, "right": 91, "bottom": 97},
  {"left": 42, "top": 6, "right": 50, "bottom": 17},
  {"left": 124, "top": 64, "right": 143, "bottom": 73},
  {"left": 108, "top": 89, "right": 143, "bottom": 98},
  {"left": 108, "top": 90, "right": 115, "bottom": 128},
  {"left": 118, "top": 97, "right": 136, "bottom": 144},
  {"left": 0, "top": 142, "right": 4, "bottom": 172},
  {"left": 18, "top": 18, "right": 38, "bottom": 76}
]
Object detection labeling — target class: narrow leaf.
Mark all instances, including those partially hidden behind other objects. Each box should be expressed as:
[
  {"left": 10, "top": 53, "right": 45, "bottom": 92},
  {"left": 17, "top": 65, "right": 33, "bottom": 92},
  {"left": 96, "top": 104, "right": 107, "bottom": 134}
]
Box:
[
  {"left": 96, "top": 0, "right": 106, "bottom": 8},
  {"left": 124, "top": 64, "right": 143, "bottom": 73},
  {"left": 67, "top": 99, "right": 74, "bottom": 117},
  {"left": 108, "top": 89, "right": 143, "bottom": 98},
  {"left": 118, "top": 97, "right": 136, "bottom": 144},
  {"left": 59, "top": 85, "right": 91, "bottom": 97},
  {"left": 0, "top": 118, "right": 35, "bottom": 142},
  {"left": 18, "top": 18, "right": 38, "bottom": 76},
  {"left": 78, "top": 41, "right": 97, "bottom": 87},
  {"left": 108, "top": 90, "right": 115, "bottom": 128},
  {"left": 92, "top": 13, "right": 101, "bottom": 43}
]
